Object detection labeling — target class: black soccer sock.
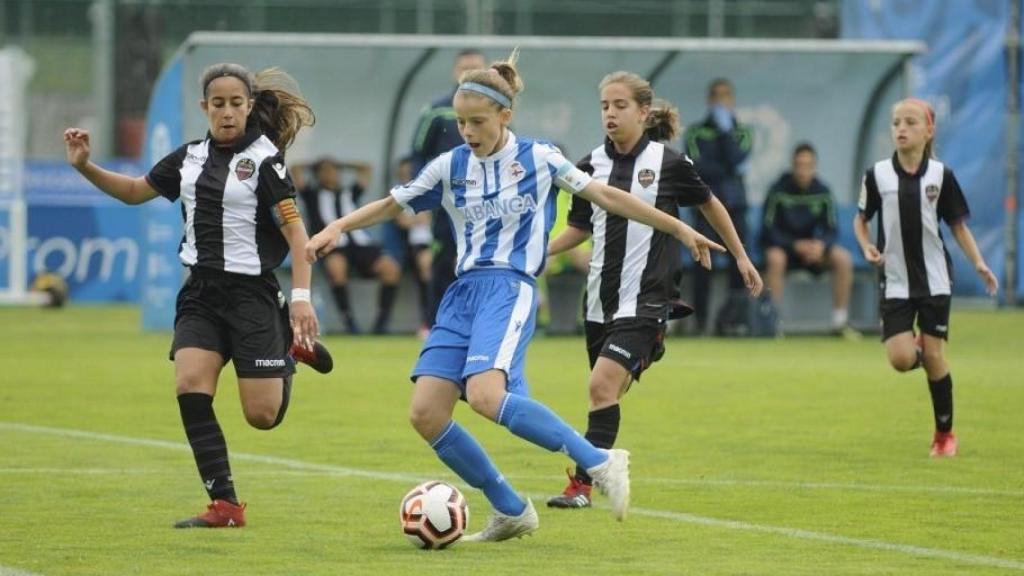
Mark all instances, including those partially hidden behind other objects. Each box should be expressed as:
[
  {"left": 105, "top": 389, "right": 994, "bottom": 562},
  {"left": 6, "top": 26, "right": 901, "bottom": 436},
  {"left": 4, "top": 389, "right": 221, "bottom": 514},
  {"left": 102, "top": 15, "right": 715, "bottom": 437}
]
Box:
[
  {"left": 269, "top": 374, "right": 292, "bottom": 429},
  {"left": 374, "top": 284, "right": 398, "bottom": 332},
  {"left": 693, "top": 266, "right": 711, "bottom": 331},
  {"left": 332, "top": 284, "right": 361, "bottom": 332},
  {"left": 331, "top": 284, "right": 352, "bottom": 317},
  {"left": 177, "top": 393, "right": 238, "bottom": 504},
  {"left": 574, "top": 404, "right": 621, "bottom": 485},
  {"left": 928, "top": 373, "right": 954, "bottom": 433}
]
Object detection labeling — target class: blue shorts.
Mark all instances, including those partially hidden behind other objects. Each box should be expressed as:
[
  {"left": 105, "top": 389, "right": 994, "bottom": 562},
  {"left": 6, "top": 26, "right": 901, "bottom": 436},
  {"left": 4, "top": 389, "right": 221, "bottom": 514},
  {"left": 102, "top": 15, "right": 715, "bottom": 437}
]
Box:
[{"left": 411, "top": 269, "right": 537, "bottom": 397}]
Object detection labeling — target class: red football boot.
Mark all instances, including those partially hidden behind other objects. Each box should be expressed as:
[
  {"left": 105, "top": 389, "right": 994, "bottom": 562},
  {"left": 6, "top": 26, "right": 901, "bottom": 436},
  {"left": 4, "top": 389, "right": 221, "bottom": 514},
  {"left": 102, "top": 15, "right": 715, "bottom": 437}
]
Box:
[
  {"left": 929, "top": 431, "right": 958, "bottom": 458},
  {"left": 174, "top": 499, "right": 247, "bottom": 528},
  {"left": 289, "top": 340, "right": 334, "bottom": 374},
  {"left": 546, "top": 468, "right": 592, "bottom": 509}
]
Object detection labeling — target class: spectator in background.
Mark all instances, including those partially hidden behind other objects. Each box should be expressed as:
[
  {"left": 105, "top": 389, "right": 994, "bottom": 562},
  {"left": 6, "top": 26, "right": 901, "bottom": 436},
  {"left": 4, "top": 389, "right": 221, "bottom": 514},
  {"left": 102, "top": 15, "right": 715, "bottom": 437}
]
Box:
[
  {"left": 410, "top": 49, "right": 488, "bottom": 327},
  {"left": 299, "top": 158, "right": 402, "bottom": 334},
  {"left": 684, "top": 78, "right": 753, "bottom": 333},
  {"left": 761, "top": 143, "right": 856, "bottom": 336},
  {"left": 392, "top": 156, "right": 434, "bottom": 338}
]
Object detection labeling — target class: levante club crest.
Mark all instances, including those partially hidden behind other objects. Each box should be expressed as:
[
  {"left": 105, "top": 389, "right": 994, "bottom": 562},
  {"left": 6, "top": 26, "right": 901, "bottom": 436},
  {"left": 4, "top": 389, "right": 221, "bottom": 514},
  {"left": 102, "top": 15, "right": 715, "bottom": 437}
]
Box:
[
  {"left": 638, "top": 168, "right": 656, "bottom": 187},
  {"left": 235, "top": 158, "right": 256, "bottom": 181}
]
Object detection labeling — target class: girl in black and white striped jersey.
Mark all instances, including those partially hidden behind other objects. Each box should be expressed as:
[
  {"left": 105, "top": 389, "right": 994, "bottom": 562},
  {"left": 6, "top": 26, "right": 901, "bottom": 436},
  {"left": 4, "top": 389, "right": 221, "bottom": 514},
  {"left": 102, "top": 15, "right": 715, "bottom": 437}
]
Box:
[
  {"left": 545, "top": 71, "right": 762, "bottom": 509},
  {"left": 63, "top": 63, "right": 333, "bottom": 527},
  {"left": 854, "top": 98, "right": 998, "bottom": 458}
]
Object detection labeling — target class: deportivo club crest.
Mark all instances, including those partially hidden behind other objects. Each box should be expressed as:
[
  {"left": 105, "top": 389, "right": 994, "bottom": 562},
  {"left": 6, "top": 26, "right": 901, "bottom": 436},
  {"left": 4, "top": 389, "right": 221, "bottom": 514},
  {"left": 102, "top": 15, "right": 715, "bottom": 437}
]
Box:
[
  {"left": 235, "top": 158, "right": 256, "bottom": 181},
  {"left": 507, "top": 161, "right": 526, "bottom": 183},
  {"left": 638, "top": 168, "right": 656, "bottom": 187},
  {"left": 925, "top": 184, "right": 940, "bottom": 203}
]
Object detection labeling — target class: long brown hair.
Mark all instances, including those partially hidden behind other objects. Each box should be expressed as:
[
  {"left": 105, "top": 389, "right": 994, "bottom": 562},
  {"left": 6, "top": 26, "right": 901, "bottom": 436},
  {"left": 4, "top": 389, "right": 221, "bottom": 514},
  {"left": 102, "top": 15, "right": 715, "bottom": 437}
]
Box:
[
  {"left": 200, "top": 63, "right": 315, "bottom": 152},
  {"left": 599, "top": 71, "right": 680, "bottom": 142}
]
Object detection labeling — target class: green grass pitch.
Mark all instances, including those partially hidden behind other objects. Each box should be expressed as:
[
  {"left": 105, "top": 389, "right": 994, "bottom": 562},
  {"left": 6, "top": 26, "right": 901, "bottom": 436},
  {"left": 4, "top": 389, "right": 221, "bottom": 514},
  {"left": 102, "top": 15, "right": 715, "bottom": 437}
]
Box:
[{"left": 1, "top": 306, "right": 1022, "bottom": 575}]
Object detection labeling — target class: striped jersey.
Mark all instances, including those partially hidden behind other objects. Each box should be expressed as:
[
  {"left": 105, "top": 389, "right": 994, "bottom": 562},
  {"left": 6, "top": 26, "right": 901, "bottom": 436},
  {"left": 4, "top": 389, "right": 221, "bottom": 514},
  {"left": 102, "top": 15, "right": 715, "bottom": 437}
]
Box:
[
  {"left": 300, "top": 183, "right": 374, "bottom": 248},
  {"left": 858, "top": 154, "right": 970, "bottom": 299},
  {"left": 391, "top": 132, "right": 592, "bottom": 278},
  {"left": 569, "top": 136, "right": 711, "bottom": 323},
  {"left": 146, "top": 125, "right": 295, "bottom": 276}
]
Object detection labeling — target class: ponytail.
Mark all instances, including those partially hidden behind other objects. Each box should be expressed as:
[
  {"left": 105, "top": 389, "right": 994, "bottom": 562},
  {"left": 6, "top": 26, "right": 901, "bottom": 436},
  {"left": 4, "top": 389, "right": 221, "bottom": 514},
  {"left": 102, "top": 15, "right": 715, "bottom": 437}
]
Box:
[
  {"left": 645, "top": 99, "right": 680, "bottom": 142},
  {"left": 250, "top": 68, "right": 315, "bottom": 153},
  {"left": 199, "top": 63, "right": 315, "bottom": 152}
]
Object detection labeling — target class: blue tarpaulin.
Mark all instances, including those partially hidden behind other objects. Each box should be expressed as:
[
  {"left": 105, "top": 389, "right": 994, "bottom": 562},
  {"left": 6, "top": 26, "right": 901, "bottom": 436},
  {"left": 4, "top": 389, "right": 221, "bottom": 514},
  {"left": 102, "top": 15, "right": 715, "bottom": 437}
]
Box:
[{"left": 843, "top": 0, "right": 1010, "bottom": 298}]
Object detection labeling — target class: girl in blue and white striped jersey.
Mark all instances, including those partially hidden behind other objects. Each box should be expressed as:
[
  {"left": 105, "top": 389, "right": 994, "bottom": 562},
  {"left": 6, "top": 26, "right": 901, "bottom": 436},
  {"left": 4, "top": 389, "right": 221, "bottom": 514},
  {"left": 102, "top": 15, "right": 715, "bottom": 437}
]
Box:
[{"left": 306, "top": 50, "right": 725, "bottom": 542}]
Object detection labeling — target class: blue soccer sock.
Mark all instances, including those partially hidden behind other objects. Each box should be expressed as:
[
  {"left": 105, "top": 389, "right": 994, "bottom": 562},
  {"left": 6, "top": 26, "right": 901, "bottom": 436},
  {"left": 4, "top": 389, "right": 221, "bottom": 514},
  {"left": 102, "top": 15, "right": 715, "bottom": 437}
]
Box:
[
  {"left": 430, "top": 421, "right": 526, "bottom": 516},
  {"left": 497, "top": 393, "right": 608, "bottom": 471}
]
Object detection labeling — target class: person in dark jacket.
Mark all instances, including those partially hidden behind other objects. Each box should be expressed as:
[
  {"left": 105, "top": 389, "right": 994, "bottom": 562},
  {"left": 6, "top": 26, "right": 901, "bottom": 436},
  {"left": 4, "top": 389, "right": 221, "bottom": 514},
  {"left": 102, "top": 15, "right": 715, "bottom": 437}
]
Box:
[
  {"left": 684, "top": 78, "right": 753, "bottom": 332},
  {"left": 410, "top": 49, "right": 487, "bottom": 327},
  {"left": 761, "top": 143, "right": 855, "bottom": 334}
]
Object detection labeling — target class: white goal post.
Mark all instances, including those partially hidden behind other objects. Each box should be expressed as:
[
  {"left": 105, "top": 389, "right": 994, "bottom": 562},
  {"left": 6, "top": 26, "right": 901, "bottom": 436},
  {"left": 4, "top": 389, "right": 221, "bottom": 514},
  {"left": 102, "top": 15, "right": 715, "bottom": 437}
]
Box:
[{"left": 0, "top": 46, "right": 48, "bottom": 306}]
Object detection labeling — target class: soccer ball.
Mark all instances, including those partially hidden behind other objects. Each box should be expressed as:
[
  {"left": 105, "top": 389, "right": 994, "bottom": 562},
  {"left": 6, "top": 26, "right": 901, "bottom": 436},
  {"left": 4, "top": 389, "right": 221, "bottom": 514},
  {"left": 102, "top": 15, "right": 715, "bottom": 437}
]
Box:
[{"left": 399, "top": 481, "right": 469, "bottom": 549}]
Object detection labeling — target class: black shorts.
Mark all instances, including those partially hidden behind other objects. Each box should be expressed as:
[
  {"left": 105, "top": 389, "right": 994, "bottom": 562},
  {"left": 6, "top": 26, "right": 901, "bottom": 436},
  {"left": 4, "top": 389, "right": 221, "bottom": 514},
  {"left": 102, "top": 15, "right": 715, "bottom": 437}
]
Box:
[
  {"left": 332, "top": 244, "right": 383, "bottom": 278},
  {"left": 880, "top": 295, "right": 951, "bottom": 341},
  {"left": 170, "top": 267, "right": 296, "bottom": 379},
  {"left": 770, "top": 244, "right": 834, "bottom": 276},
  {"left": 585, "top": 317, "right": 667, "bottom": 381}
]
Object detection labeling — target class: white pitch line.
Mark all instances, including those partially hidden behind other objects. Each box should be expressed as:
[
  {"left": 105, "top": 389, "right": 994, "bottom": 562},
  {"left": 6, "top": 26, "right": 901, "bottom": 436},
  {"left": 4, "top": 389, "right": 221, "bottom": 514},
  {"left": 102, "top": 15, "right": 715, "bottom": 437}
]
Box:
[
  {"left": 3, "top": 466, "right": 1018, "bottom": 499},
  {"left": 0, "top": 566, "right": 44, "bottom": 576},
  {"left": 633, "top": 507, "right": 1024, "bottom": 571},
  {"left": 505, "top": 474, "right": 1024, "bottom": 498},
  {"left": 0, "top": 468, "right": 172, "bottom": 475},
  {"left": 2, "top": 421, "right": 1023, "bottom": 572}
]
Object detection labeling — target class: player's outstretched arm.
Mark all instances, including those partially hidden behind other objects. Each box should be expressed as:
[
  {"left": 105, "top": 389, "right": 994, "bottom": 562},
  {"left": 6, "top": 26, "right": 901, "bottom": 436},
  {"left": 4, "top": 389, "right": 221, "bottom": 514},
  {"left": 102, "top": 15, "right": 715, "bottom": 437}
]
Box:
[
  {"left": 548, "top": 226, "right": 591, "bottom": 257},
  {"left": 305, "top": 196, "right": 404, "bottom": 263},
  {"left": 64, "top": 128, "right": 158, "bottom": 205},
  {"left": 578, "top": 180, "right": 725, "bottom": 269},
  {"left": 950, "top": 221, "right": 998, "bottom": 296},
  {"left": 697, "top": 196, "right": 762, "bottom": 296}
]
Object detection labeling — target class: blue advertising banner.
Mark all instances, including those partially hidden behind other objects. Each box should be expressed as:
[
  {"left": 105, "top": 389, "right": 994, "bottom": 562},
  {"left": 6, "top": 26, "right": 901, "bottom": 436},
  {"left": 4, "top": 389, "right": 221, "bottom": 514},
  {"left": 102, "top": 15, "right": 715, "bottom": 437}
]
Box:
[
  {"left": 0, "top": 210, "right": 8, "bottom": 288},
  {"left": 141, "top": 55, "right": 185, "bottom": 330},
  {"left": 0, "top": 160, "right": 144, "bottom": 302},
  {"left": 842, "top": 0, "right": 1008, "bottom": 297}
]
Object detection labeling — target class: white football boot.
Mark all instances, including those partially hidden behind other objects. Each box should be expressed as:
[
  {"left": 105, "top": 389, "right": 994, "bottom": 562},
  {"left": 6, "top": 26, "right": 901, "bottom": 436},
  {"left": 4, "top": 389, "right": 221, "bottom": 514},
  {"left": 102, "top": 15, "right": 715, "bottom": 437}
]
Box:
[
  {"left": 463, "top": 499, "right": 539, "bottom": 542},
  {"left": 586, "top": 448, "right": 631, "bottom": 521}
]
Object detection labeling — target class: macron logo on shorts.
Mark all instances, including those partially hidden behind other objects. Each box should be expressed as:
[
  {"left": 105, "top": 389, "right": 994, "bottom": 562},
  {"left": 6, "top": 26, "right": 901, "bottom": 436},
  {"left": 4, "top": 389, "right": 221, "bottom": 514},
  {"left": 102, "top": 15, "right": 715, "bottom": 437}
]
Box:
[
  {"left": 467, "top": 355, "right": 491, "bottom": 363},
  {"left": 255, "top": 358, "right": 287, "bottom": 367},
  {"left": 608, "top": 344, "right": 632, "bottom": 359}
]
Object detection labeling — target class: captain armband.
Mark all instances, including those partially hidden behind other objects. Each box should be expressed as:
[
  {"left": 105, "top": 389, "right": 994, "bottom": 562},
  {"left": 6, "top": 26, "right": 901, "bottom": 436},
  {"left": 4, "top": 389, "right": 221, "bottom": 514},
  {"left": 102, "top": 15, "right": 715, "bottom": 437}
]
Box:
[
  {"left": 271, "top": 198, "right": 302, "bottom": 227},
  {"left": 555, "top": 163, "right": 592, "bottom": 194}
]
